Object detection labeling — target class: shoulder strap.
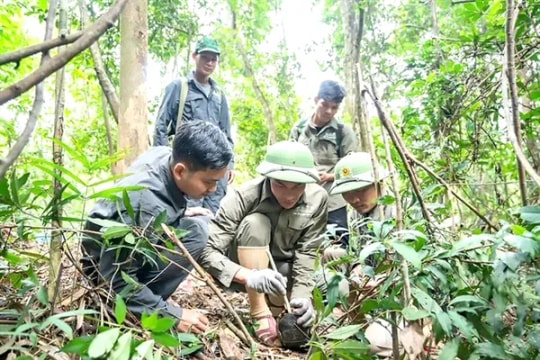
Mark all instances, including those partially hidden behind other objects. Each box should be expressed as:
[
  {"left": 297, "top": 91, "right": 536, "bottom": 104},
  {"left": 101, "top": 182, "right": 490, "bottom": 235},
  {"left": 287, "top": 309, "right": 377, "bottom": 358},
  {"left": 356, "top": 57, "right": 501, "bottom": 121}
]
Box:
[
  {"left": 175, "top": 77, "right": 189, "bottom": 132},
  {"left": 336, "top": 122, "right": 344, "bottom": 158}
]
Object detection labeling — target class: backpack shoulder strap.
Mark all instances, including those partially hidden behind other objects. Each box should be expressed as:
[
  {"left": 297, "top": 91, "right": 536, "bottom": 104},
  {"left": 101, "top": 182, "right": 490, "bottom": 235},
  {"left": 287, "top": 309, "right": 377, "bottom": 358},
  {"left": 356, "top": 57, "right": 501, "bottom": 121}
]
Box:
[
  {"left": 175, "top": 77, "right": 189, "bottom": 132},
  {"left": 336, "top": 121, "right": 344, "bottom": 158}
]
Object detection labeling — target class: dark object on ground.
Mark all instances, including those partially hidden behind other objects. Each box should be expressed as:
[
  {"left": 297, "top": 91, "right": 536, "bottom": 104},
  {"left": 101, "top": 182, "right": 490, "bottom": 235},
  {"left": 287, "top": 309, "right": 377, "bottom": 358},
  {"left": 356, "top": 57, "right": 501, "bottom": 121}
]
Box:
[{"left": 278, "top": 313, "right": 310, "bottom": 350}]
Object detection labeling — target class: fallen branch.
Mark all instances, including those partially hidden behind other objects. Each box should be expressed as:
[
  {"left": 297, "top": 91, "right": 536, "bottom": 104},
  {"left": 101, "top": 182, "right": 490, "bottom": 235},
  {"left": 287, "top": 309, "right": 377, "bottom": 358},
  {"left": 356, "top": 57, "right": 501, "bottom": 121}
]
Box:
[{"left": 160, "top": 224, "right": 257, "bottom": 349}]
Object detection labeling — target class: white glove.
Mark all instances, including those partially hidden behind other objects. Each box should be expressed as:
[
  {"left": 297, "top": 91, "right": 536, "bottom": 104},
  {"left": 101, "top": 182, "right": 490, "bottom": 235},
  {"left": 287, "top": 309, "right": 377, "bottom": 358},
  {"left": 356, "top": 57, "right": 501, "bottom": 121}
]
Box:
[
  {"left": 246, "top": 269, "right": 287, "bottom": 296},
  {"left": 290, "top": 297, "right": 315, "bottom": 327}
]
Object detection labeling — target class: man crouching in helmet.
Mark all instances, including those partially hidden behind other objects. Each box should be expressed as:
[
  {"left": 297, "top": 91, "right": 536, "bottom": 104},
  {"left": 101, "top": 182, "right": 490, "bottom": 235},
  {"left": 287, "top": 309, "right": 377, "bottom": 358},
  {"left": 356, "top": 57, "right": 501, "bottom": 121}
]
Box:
[
  {"left": 323, "top": 152, "right": 394, "bottom": 284},
  {"left": 199, "top": 141, "right": 328, "bottom": 347}
]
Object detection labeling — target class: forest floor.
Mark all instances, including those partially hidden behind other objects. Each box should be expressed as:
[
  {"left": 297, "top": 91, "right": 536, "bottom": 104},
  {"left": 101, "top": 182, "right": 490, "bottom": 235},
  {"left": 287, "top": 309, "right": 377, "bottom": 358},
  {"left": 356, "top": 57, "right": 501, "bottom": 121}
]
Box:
[{"left": 0, "top": 239, "right": 308, "bottom": 359}]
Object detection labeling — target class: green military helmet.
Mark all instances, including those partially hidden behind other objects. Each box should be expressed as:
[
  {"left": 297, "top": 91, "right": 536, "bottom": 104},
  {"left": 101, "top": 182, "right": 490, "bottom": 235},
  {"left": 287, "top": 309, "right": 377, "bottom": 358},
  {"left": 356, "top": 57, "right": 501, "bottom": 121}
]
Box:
[
  {"left": 256, "top": 141, "right": 319, "bottom": 183},
  {"left": 329, "top": 152, "right": 389, "bottom": 195}
]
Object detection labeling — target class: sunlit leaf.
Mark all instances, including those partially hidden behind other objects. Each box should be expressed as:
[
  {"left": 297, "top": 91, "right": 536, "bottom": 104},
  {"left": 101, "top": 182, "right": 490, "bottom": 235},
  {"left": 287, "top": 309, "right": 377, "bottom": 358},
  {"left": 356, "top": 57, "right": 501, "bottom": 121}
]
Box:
[
  {"left": 114, "top": 294, "right": 127, "bottom": 325},
  {"left": 323, "top": 324, "right": 362, "bottom": 340},
  {"left": 390, "top": 241, "right": 423, "bottom": 269},
  {"left": 88, "top": 328, "right": 120, "bottom": 358}
]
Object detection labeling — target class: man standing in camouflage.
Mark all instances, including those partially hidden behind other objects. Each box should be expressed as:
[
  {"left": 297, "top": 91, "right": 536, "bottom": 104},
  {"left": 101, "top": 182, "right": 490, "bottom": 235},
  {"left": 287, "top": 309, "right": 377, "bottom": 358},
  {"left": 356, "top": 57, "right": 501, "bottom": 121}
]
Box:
[
  {"left": 199, "top": 141, "right": 328, "bottom": 347},
  {"left": 153, "top": 35, "right": 233, "bottom": 214},
  {"left": 290, "top": 80, "right": 357, "bottom": 247}
]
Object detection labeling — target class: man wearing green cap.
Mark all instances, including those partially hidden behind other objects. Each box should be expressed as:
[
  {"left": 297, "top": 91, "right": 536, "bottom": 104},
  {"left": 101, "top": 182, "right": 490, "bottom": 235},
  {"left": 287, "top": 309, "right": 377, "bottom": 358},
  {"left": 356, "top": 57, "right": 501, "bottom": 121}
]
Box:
[
  {"left": 199, "top": 141, "right": 328, "bottom": 347},
  {"left": 290, "top": 80, "right": 357, "bottom": 247},
  {"left": 153, "top": 35, "right": 233, "bottom": 214}
]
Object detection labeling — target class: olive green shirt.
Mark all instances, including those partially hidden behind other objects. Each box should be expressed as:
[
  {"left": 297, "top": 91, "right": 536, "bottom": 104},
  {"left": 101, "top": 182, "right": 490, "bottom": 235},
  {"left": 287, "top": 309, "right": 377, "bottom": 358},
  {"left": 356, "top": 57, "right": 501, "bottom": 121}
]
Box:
[
  {"left": 200, "top": 177, "right": 329, "bottom": 299},
  {"left": 290, "top": 117, "right": 358, "bottom": 211}
]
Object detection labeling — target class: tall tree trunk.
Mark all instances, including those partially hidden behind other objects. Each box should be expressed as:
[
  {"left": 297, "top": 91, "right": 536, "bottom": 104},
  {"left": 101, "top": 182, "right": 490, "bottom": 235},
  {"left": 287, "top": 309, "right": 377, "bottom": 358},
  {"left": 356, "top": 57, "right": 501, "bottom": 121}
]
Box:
[
  {"left": 339, "top": 0, "right": 368, "bottom": 151},
  {"left": 117, "top": 0, "right": 148, "bottom": 172}
]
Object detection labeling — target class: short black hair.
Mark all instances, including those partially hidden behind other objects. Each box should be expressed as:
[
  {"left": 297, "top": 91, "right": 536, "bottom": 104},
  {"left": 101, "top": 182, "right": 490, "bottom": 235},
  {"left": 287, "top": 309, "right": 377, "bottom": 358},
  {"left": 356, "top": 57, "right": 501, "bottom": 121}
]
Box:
[
  {"left": 317, "top": 80, "right": 346, "bottom": 103},
  {"left": 172, "top": 120, "right": 232, "bottom": 171}
]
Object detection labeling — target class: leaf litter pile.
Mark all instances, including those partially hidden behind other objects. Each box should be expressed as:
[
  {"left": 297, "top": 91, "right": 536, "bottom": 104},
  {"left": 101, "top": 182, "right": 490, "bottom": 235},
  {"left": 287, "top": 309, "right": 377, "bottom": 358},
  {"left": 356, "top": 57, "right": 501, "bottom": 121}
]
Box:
[{"left": 0, "top": 238, "right": 309, "bottom": 359}]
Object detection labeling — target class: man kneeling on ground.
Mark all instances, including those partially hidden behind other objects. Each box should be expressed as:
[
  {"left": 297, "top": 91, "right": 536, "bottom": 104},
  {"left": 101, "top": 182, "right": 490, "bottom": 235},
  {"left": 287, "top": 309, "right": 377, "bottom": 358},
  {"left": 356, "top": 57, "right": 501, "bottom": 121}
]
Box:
[
  {"left": 199, "top": 141, "right": 329, "bottom": 347},
  {"left": 81, "top": 120, "right": 232, "bottom": 334}
]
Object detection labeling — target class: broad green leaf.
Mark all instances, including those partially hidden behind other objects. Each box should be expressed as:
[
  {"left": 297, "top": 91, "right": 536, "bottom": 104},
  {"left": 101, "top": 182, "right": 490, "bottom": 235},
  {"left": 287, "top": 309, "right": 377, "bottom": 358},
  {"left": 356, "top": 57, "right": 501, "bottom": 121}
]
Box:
[
  {"left": 504, "top": 234, "right": 539, "bottom": 256},
  {"left": 87, "top": 218, "right": 128, "bottom": 228},
  {"left": 61, "top": 335, "right": 94, "bottom": 354},
  {"left": 114, "top": 294, "right": 127, "bottom": 325},
  {"left": 102, "top": 226, "right": 132, "bottom": 241},
  {"left": 14, "top": 322, "right": 39, "bottom": 335},
  {"left": 312, "top": 287, "right": 324, "bottom": 314},
  {"left": 358, "top": 242, "right": 385, "bottom": 263},
  {"left": 435, "top": 311, "right": 453, "bottom": 335},
  {"left": 153, "top": 210, "right": 168, "bottom": 230},
  {"left": 307, "top": 349, "right": 327, "bottom": 360},
  {"left": 108, "top": 332, "right": 132, "bottom": 360},
  {"left": 88, "top": 185, "right": 145, "bottom": 200},
  {"left": 141, "top": 312, "right": 158, "bottom": 331},
  {"left": 323, "top": 324, "right": 362, "bottom": 340},
  {"left": 151, "top": 331, "right": 180, "bottom": 347},
  {"left": 451, "top": 234, "right": 493, "bottom": 253},
  {"left": 390, "top": 241, "right": 423, "bottom": 269},
  {"left": 402, "top": 306, "right": 430, "bottom": 321},
  {"left": 88, "top": 328, "right": 121, "bottom": 358},
  {"left": 124, "top": 233, "right": 136, "bottom": 245},
  {"left": 122, "top": 190, "right": 135, "bottom": 221},
  {"left": 518, "top": 206, "right": 540, "bottom": 224},
  {"left": 474, "top": 342, "right": 507, "bottom": 359},
  {"left": 449, "top": 295, "right": 488, "bottom": 306},
  {"left": 133, "top": 339, "right": 155, "bottom": 359},
  {"left": 448, "top": 310, "right": 478, "bottom": 340},
  {"left": 179, "top": 343, "right": 203, "bottom": 356},
  {"left": 152, "top": 316, "right": 176, "bottom": 333},
  {"left": 438, "top": 338, "right": 459, "bottom": 360},
  {"left": 331, "top": 339, "right": 370, "bottom": 355},
  {"left": 48, "top": 318, "right": 73, "bottom": 339},
  {"left": 177, "top": 332, "right": 200, "bottom": 343}
]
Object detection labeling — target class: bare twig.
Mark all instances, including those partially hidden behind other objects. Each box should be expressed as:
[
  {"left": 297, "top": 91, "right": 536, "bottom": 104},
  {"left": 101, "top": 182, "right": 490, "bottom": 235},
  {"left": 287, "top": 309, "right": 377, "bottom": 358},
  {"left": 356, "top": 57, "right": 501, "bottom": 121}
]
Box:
[
  {"left": 265, "top": 248, "right": 291, "bottom": 313},
  {"left": 160, "top": 224, "right": 257, "bottom": 349}
]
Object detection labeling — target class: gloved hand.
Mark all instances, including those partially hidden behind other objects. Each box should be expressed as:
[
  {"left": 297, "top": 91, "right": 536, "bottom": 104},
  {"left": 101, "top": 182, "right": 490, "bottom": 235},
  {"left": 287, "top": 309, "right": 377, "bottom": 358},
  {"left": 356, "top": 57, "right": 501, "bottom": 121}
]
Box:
[
  {"left": 290, "top": 297, "right": 315, "bottom": 327},
  {"left": 246, "top": 269, "right": 287, "bottom": 296}
]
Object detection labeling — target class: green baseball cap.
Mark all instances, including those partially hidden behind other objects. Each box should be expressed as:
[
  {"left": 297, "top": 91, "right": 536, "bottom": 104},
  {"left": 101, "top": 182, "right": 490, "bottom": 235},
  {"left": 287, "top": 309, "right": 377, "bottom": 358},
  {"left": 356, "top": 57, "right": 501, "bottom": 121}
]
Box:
[
  {"left": 195, "top": 36, "right": 220, "bottom": 54},
  {"left": 256, "top": 141, "right": 319, "bottom": 184},
  {"left": 330, "top": 152, "right": 389, "bottom": 195}
]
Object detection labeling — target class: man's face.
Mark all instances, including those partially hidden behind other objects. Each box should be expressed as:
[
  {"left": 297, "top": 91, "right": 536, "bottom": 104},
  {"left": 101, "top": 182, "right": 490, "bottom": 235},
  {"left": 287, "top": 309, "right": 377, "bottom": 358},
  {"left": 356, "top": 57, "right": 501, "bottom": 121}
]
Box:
[
  {"left": 193, "top": 51, "right": 219, "bottom": 78},
  {"left": 342, "top": 184, "right": 378, "bottom": 214},
  {"left": 269, "top": 179, "right": 306, "bottom": 209},
  {"left": 313, "top": 97, "right": 341, "bottom": 124},
  {"left": 172, "top": 163, "right": 227, "bottom": 199}
]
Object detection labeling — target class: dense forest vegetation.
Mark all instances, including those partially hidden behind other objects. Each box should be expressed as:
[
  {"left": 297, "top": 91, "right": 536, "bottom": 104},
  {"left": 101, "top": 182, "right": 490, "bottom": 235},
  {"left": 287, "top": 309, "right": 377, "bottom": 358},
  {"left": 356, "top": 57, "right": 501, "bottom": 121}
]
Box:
[{"left": 1, "top": 0, "right": 539, "bottom": 359}]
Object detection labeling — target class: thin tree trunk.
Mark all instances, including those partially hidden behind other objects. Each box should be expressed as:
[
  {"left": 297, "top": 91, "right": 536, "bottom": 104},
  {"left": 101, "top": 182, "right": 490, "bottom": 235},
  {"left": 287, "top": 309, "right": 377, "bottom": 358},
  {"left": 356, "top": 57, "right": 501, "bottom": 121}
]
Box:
[
  {"left": 504, "top": 0, "right": 540, "bottom": 198},
  {"left": 117, "top": 0, "right": 148, "bottom": 172},
  {"left": 48, "top": 0, "right": 64, "bottom": 306},
  {"left": 78, "top": 0, "right": 120, "bottom": 124},
  {"left": 101, "top": 91, "right": 118, "bottom": 174}
]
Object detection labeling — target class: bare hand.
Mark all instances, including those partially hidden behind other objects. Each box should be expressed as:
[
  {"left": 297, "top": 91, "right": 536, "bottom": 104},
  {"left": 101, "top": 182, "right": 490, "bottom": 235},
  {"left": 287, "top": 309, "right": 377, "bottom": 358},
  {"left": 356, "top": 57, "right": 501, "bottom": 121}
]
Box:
[
  {"left": 184, "top": 207, "right": 213, "bottom": 218},
  {"left": 177, "top": 309, "right": 209, "bottom": 334},
  {"left": 227, "top": 169, "right": 235, "bottom": 184},
  {"left": 318, "top": 171, "right": 333, "bottom": 185}
]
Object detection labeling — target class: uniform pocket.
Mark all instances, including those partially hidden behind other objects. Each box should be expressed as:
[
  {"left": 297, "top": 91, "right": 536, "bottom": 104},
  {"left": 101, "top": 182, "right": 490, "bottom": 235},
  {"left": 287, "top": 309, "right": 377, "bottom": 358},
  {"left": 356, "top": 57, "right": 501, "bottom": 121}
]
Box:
[{"left": 288, "top": 216, "right": 313, "bottom": 231}]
